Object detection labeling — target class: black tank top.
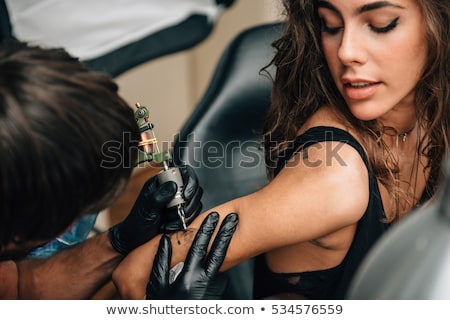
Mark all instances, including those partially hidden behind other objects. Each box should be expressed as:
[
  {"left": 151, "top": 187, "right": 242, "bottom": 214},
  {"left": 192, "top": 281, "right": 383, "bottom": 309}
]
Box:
[{"left": 253, "top": 126, "right": 434, "bottom": 299}]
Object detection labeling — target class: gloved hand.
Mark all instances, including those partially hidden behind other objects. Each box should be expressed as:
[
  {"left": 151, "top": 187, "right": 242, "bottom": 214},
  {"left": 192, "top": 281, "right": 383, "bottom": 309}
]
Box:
[
  {"left": 161, "top": 165, "right": 203, "bottom": 232},
  {"left": 146, "top": 211, "right": 238, "bottom": 300},
  {"left": 109, "top": 165, "right": 203, "bottom": 255}
]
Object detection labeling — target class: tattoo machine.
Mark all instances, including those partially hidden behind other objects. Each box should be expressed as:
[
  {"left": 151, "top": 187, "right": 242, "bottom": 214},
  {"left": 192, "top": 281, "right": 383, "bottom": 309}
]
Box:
[{"left": 134, "top": 103, "right": 187, "bottom": 230}]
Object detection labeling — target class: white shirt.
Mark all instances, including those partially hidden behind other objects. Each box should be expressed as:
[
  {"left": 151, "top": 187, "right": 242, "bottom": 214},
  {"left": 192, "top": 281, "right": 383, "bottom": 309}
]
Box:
[{"left": 5, "top": 0, "right": 222, "bottom": 60}]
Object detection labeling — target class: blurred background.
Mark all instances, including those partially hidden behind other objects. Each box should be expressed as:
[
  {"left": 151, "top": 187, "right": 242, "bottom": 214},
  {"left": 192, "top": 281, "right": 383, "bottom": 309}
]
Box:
[{"left": 115, "top": 0, "right": 282, "bottom": 147}]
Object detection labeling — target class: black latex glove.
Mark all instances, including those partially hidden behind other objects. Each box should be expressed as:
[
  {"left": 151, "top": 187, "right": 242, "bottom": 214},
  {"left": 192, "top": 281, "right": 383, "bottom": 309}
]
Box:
[
  {"left": 146, "top": 211, "right": 238, "bottom": 300},
  {"left": 160, "top": 165, "right": 203, "bottom": 233},
  {"left": 108, "top": 165, "right": 202, "bottom": 255},
  {"left": 108, "top": 176, "right": 177, "bottom": 255}
]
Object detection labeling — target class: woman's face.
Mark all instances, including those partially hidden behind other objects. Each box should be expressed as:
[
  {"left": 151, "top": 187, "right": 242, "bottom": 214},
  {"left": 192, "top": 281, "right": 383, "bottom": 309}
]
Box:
[{"left": 318, "top": 0, "right": 427, "bottom": 121}]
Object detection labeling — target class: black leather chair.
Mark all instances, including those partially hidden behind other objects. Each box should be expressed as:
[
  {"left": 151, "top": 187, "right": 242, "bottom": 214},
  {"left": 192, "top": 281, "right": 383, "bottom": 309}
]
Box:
[
  {"left": 0, "top": 0, "right": 13, "bottom": 42},
  {"left": 173, "top": 22, "right": 284, "bottom": 299},
  {"left": 347, "top": 158, "right": 450, "bottom": 299}
]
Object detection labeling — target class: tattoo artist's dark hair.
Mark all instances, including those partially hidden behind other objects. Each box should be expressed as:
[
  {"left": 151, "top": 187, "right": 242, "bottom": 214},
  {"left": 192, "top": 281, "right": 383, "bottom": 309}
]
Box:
[{"left": 0, "top": 41, "right": 140, "bottom": 247}]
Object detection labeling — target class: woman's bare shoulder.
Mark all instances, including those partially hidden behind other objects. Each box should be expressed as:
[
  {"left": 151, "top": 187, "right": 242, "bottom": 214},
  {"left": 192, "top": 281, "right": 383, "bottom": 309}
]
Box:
[{"left": 298, "top": 105, "right": 353, "bottom": 136}]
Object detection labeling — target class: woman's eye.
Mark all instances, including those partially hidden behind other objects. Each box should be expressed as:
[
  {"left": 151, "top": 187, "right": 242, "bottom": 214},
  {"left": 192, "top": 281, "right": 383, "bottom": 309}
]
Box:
[
  {"left": 321, "top": 19, "right": 342, "bottom": 35},
  {"left": 369, "top": 17, "right": 399, "bottom": 33}
]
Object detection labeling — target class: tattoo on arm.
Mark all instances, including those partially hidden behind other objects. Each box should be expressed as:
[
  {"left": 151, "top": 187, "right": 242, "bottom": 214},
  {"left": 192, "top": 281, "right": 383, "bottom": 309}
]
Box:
[
  {"left": 168, "top": 229, "right": 196, "bottom": 246},
  {"left": 166, "top": 229, "right": 197, "bottom": 267}
]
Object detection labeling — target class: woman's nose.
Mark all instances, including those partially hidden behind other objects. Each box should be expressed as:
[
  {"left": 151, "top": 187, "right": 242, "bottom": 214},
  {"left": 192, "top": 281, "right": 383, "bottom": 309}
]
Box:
[{"left": 337, "top": 27, "right": 367, "bottom": 66}]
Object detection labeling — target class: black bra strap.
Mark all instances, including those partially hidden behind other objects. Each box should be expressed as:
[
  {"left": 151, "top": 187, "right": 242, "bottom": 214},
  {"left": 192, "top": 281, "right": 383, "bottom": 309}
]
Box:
[{"left": 275, "top": 126, "right": 370, "bottom": 176}]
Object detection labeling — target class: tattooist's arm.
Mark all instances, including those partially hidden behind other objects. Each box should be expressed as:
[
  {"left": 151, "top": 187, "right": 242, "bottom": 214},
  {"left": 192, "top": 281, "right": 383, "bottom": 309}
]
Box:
[
  {"left": 0, "top": 165, "right": 202, "bottom": 299},
  {"left": 0, "top": 232, "right": 119, "bottom": 299}
]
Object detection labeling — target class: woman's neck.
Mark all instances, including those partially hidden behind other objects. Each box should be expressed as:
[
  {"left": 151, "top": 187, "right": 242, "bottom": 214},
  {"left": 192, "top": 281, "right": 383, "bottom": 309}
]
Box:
[{"left": 378, "top": 106, "right": 418, "bottom": 149}]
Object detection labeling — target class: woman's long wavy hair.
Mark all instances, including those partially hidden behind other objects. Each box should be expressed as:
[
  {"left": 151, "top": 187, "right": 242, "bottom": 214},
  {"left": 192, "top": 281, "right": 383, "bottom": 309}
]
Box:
[{"left": 263, "top": 0, "right": 450, "bottom": 222}]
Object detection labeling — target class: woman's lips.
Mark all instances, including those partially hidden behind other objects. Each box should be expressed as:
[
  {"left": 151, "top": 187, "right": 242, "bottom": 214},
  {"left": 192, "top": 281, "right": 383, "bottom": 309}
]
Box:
[{"left": 342, "top": 81, "right": 381, "bottom": 100}]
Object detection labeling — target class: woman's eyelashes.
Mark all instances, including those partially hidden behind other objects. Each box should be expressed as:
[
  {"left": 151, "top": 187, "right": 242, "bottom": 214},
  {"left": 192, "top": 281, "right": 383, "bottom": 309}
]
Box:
[
  {"left": 320, "top": 18, "right": 341, "bottom": 35},
  {"left": 321, "top": 17, "right": 400, "bottom": 35},
  {"left": 369, "top": 17, "right": 399, "bottom": 33}
]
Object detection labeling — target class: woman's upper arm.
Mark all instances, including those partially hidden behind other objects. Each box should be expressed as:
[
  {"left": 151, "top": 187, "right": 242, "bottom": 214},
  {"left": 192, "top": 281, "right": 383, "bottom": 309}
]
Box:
[{"left": 215, "top": 141, "right": 370, "bottom": 269}]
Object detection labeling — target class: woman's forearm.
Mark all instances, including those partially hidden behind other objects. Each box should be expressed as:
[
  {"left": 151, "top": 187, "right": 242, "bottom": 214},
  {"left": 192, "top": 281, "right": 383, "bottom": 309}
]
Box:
[
  {"left": 113, "top": 229, "right": 201, "bottom": 299},
  {"left": 112, "top": 201, "right": 242, "bottom": 299}
]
